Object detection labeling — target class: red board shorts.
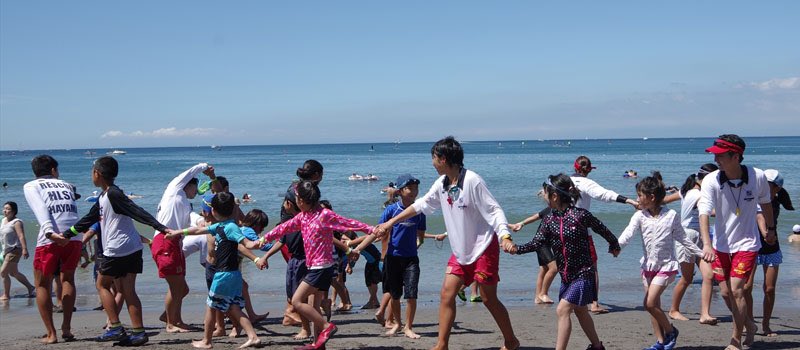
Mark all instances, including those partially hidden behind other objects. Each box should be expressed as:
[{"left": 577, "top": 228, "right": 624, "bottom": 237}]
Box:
[
  {"left": 34, "top": 241, "right": 81, "bottom": 276},
  {"left": 151, "top": 234, "right": 186, "bottom": 278},
  {"left": 446, "top": 237, "right": 500, "bottom": 286},
  {"left": 712, "top": 250, "right": 757, "bottom": 282}
]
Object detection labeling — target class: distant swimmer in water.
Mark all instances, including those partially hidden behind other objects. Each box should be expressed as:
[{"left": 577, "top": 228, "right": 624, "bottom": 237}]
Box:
[
  {"left": 127, "top": 192, "right": 143, "bottom": 199},
  {"left": 242, "top": 193, "right": 253, "bottom": 203},
  {"left": 623, "top": 170, "right": 638, "bottom": 178},
  {"left": 2, "top": 182, "right": 7, "bottom": 190}
]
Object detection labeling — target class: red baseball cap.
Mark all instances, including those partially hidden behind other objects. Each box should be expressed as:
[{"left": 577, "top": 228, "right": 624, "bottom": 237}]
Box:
[{"left": 705, "top": 138, "right": 744, "bottom": 155}]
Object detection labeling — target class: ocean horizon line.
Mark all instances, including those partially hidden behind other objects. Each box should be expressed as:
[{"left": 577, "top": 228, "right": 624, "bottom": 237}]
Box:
[{"left": 2, "top": 134, "right": 799, "bottom": 153}]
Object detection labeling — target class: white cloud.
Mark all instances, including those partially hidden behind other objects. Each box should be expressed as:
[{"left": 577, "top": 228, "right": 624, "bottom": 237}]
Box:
[
  {"left": 747, "top": 77, "right": 799, "bottom": 91},
  {"left": 101, "top": 130, "right": 123, "bottom": 138},
  {"left": 100, "top": 127, "right": 219, "bottom": 138}
]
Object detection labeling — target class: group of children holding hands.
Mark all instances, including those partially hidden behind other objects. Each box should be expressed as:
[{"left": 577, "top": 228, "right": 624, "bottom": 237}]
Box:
[{"left": 14, "top": 133, "right": 788, "bottom": 350}]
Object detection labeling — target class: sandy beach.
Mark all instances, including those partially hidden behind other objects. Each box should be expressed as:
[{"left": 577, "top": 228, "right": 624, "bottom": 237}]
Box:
[{"left": 2, "top": 294, "right": 798, "bottom": 350}]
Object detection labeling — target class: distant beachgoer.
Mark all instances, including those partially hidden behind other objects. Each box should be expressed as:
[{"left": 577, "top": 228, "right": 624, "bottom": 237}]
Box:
[
  {"left": 1, "top": 201, "right": 36, "bottom": 301},
  {"left": 509, "top": 174, "right": 618, "bottom": 350},
  {"left": 618, "top": 174, "right": 712, "bottom": 350},
  {"left": 699, "top": 134, "right": 775, "bottom": 350},
  {"left": 2, "top": 182, "right": 7, "bottom": 190},
  {"left": 788, "top": 224, "right": 800, "bottom": 243},
  {"left": 571, "top": 155, "right": 639, "bottom": 314},
  {"left": 23, "top": 155, "right": 81, "bottom": 344},
  {"left": 70, "top": 156, "right": 171, "bottom": 346},
  {"left": 668, "top": 163, "right": 719, "bottom": 325},
  {"left": 260, "top": 180, "right": 374, "bottom": 349},
  {"left": 373, "top": 136, "right": 519, "bottom": 350}
]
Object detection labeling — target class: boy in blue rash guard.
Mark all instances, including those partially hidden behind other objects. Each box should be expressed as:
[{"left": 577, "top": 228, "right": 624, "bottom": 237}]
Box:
[
  {"left": 167, "top": 192, "right": 262, "bottom": 349},
  {"left": 351, "top": 174, "right": 427, "bottom": 338}
]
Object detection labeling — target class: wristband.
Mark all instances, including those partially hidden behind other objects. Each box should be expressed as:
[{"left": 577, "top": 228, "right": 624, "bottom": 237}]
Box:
[
  {"left": 63, "top": 226, "right": 79, "bottom": 239},
  {"left": 616, "top": 195, "right": 629, "bottom": 204},
  {"left": 45, "top": 232, "right": 53, "bottom": 239},
  {"left": 182, "top": 228, "right": 189, "bottom": 236},
  {"left": 519, "top": 222, "right": 525, "bottom": 227},
  {"left": 346, "top": 247, "right": 352, "bottom": 255},
  {"left": 500, "top": 233, "right": 512, "bottom": 241},
  {"left": 252, "top": 257, "right": 260, "bottom": 264}
]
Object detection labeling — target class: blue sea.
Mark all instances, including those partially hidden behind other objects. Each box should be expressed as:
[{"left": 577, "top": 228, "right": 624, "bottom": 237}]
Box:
[{"left": 1, "top": 137, "right": 799, "bottom": 317}]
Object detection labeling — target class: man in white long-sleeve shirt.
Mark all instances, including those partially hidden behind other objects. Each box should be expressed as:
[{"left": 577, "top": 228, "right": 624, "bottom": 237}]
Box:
[
  {"left": 374, "top": 136, "right": 519, "bottom": 350},
  {"left": 23, "top": 155, "right": 81, "bottom": 344},
  {"left": 698, "top": 134, "right": 775, "bottom": 350},
  {"left": 152, "top": 163, "right": 215, "bottom": 333}
]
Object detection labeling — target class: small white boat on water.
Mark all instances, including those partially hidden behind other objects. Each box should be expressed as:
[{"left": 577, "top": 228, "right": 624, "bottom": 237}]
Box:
[
  {"left": 108, "top": 150, "right": 127, "bottom": 155},
  {"left": 349, "top": 173, "right": 380, "bottom": 181}
]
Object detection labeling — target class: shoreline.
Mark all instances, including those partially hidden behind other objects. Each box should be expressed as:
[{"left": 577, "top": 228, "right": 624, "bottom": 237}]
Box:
[{"left": 1, "top": 296, "right": 798, "bottom": 349}]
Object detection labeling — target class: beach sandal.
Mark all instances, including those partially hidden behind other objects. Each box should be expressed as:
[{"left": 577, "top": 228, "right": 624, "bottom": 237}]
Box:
[
  {"left": 469, "top": 295, "right": 483, "bottom": 303},
  {"left": 585, "top": 343, "right": 606, "bottom": 350},
  {"left": 62, "top": 334, "right": 76, "bottom": 342},
  {"left": 457, "top": 289, "right": 466, "bottom": 301}
]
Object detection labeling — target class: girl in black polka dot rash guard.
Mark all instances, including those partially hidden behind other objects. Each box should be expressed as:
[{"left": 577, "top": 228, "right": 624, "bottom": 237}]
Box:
[{"left": 508, "top": 174, "right": 620, "bottom": 350}]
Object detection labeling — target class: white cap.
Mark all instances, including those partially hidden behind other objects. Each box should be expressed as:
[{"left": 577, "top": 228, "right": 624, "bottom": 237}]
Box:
[
  {"left": 794, "top": 224, "right": 800, "bottom": 233},
  {"left": 764, "top": 169, "right": 784, "bottom": 187}
]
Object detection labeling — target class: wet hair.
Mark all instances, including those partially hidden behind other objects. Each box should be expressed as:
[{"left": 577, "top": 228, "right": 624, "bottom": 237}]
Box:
[
  {"left": 542, "top": 174, "right": 581, "bottom": 206},
  {"left": 680, "top": 163, "right": 718, "bottom": 196},
  {"left": 31, "top": 155, "right": 58, "bottom": 177},
  {"left": 4, "top": 201, "right": 18, "bottom": 216},
  {"left": 211, "top": 192, "right": 235, "bottom": 217},
  {"left": 319, "top": 199, "right": 333, "bottom": 210},
  {"left": 636, "top": 175, "right": 666, "bottom": 207},
  {"left": 93, "top": 156, "right": 119, "bottom": 181},
  {"left": 431, "top": 136, "right": 464, "bottom": 168},
  {"left": 297, "top": 160, "right": 324, "bottom": 181},
  {"left": 295, "top": 180, "right": 321, "bottom": 207},
  {"left": 241, "top": 209, "right": 268, "bottom": 231},
  {"left": 718, "top": 134, "right": 746, "bottom": 162},
  {"left": 215, "top": 176, "right": 229, "bottom": 190},
  {"left": 574, "top": 155, "right": 593, "bottom": 174}
]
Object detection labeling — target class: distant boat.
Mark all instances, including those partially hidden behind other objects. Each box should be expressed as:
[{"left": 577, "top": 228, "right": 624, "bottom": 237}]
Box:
[
  {"left": 108, "top": 150, "right": 127, "bottom": 155},
  {"left": 211, "top": 145, "right": 222, "bottom": 150},
  {"left": 84, "top": 150, "right": 97, "bottom": 157},
  {"left": 643, "top": 137, "right": 649, "bottom": 141}
]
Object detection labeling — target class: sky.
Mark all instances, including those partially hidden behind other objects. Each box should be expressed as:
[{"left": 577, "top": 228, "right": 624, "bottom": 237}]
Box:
[{"left": 1, "top": 1, "right": 798, "bottom": 150}]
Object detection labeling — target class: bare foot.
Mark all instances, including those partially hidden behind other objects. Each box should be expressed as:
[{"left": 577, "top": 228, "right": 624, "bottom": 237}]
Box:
[
  {"left": 762, "top": 324, "right": 777, "bottom": 337},
  {"left": 238, "top": 337, "right": 261, "bottom": 349},
  {"left": 590, "top": 306, "right": 609, "bottom": 314},
  {"left": 283, "top": 315, "right": 301, "bottom": 327},
  {"left": 360, "top": 302, "right": 378, "bottom": 309},
  {"left": 385, "top": 321, "right": 398, "bottom": 329},
  {"left": 403, "top": 327, "right": 421, "bottom": 339},
  {"left": 668, "top": 310, "right": 690, "bottom": 321},
  {"left": 293, "top": 329, "right": 310, "bottom": 340},
  {"left": 383, "top": 323, "right": 400, "bottom": 337},
  {"left": 167, "top": 324, "right": 193, "bottom": 333},
  {"left": 192, "top": 339, "right": 213, "bottom": 349},
  {"left": 699, "top": 317, "right": 719, "bottom": 325},
  {"left": 0, "top": 295, "right": 9, "bottom": 301},
  {"left": 374, "top": 312, "right": 385, "bottom": 326},
  {"left": 229, "top": 327, "right": 241, "bottom": 338},
  {"left": 430, "top": 343, "right": 448, "bottom": 350},
  {"left": 336, "top": 303, "right": 352, "bottom": 312},
  {"left": 536, "top": 295, "right": 554, "bottom": 304},
  {"left": 501, "top": 337, "right": 520, "bottom": 350},
  {"left": 41, "top": 334, "right": 58, "bottom": 344},
  {"left": 212, "top": 328, "right": 226, "bottom": 337},
  {"left": 744, "top": 321, "right": 756, "bottom": 348}
]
